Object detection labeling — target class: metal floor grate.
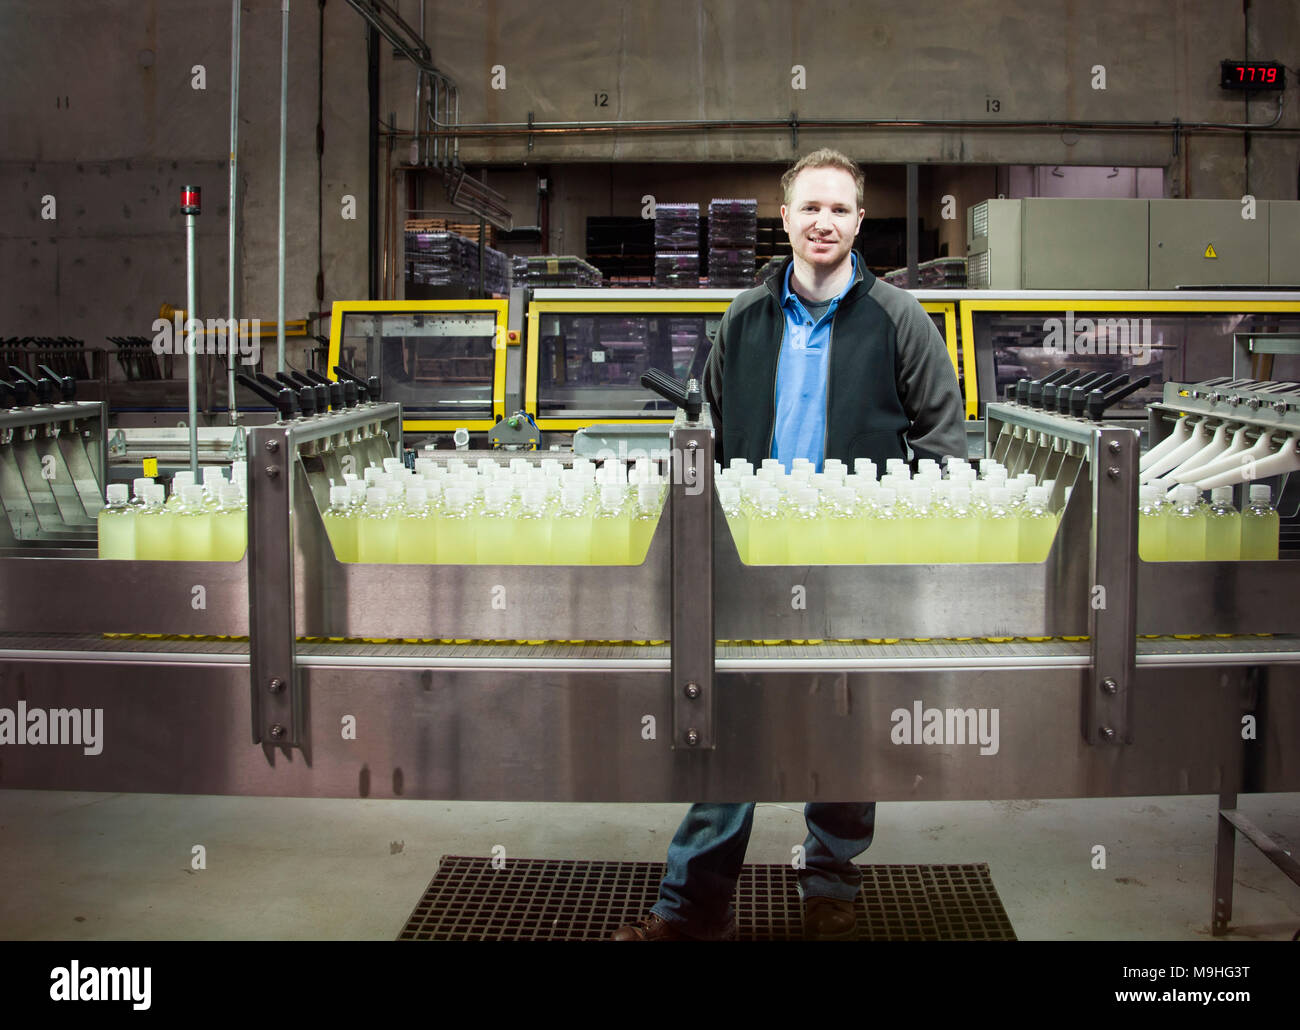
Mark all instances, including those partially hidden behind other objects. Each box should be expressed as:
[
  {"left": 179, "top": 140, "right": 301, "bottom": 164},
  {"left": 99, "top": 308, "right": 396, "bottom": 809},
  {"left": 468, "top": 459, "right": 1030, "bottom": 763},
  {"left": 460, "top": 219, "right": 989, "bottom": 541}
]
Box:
[{"left": 398, "top": 857, "right": 1016, "bottom": 941}]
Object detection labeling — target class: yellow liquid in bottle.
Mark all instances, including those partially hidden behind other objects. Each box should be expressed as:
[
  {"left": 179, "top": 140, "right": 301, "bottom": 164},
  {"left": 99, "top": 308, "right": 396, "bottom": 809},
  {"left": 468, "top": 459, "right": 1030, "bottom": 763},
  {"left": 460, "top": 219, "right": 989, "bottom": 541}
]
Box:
[
  {"left": 136, "top": 508, "right": 174, "bottom": 560},
  {"left": 1138, "top": 510, "right": 1167, "bottom": 561},
  {"left": 1240, "top": 508, "right": 1279, "bottom": 560},
  {"left": 358, "top": 509, "right": 397, "bottom": 563},
  {"left": 399, "top": 511, "right": 434, "bottom": 563},
  {"left": 1018, "top": 512, "right": 1056, "bottom": 562},
  {"left": 1166, "top": 509, "right": 1206, "bottom": 560},
  {"left": 436, "top": 510, "right": 475, "bottom": 564},
  {"left": 98, "top": 509, "right": 135, "bottom": 559},
  {"left": 514, "top": 513, "right": 551, "bottom": 564},
  {"left": 213, "top": 510, "right": 247, "bottom": 561},
  {"left": 323, "top": 510, "right": 357, "bottom": 562},
  {"left": 591, "top": 512, "right": 631, "bottom": 564},
  {"left": 977, "top": 511, "right": 1018, "bottom": 563},
  {"left": 176, "top": 510, "right": 213, "bottom": 560},
  {"left": 1204, "top": 510, "right": 1241, "bottom": 561}
]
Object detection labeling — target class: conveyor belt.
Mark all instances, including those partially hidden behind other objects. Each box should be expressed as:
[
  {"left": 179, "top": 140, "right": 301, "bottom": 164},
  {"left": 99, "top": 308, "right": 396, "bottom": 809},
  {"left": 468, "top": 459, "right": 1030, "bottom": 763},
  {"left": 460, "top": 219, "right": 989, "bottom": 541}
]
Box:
[{"left": 0, "top": 632, "right": 1297, "bottom": 670}]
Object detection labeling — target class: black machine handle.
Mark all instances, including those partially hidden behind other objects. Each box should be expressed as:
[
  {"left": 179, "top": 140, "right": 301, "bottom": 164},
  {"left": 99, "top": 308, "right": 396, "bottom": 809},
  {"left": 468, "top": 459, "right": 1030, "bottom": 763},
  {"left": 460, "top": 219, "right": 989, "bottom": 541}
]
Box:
[
  {"left": 334, "top": 365, "right": 381, "bottom": 403},
  {"left": 303, "top": 368, "right": 347, "bottom": 409},
  {"left": 1055, "top": 371, "right": 1110, "bottom": 414},
  {"left": 1026, "top": 368, "right": 1072, "bottom": 408},
  {"left": 1040, "top": 369, "right": 1086, "bottom": 410},
  {"left": 0, "top": 378, "right": 16, "bottom": 408},
  {"left": 287, "top": 368, "right": 330, "bottom": 413},
  {"left": 1069, "top": 373, "right": 1126, "bottom": 416},
  {"left": 236, "top": 372, "right": 298, "bottom": 421},
  {"left": 1086, "top": 376, "right": 1151, "bottom": 421},
  {"left": 639, "top": 369, "right": 702, "bottom": 421},
  {"left": 273, "top": 371, "right": 318, "bottom": 416},
  {"left": 10, "top": 366, "right": 51, "bottom": 405},
  {"left": 39, "top": 363, "right": 76, "bottom": 402}
]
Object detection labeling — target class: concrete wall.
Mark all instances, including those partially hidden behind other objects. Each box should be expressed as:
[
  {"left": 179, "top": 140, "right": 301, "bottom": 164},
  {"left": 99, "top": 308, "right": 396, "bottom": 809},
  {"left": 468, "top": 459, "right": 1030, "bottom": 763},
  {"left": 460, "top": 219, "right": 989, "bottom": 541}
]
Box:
[{"left": 1, "top": 0, "right": 1297, "bottom": 355}]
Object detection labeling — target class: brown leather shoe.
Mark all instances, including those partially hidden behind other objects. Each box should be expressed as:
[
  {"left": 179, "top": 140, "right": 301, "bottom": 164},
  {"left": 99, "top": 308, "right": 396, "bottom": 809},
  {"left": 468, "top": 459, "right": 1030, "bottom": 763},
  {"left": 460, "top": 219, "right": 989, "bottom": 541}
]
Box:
[
  {"left": 803, "top": 896, "right": 858, "bottom": 941},
  {"left": 610, "top": 912, "right": 736, "bottom": 941}
]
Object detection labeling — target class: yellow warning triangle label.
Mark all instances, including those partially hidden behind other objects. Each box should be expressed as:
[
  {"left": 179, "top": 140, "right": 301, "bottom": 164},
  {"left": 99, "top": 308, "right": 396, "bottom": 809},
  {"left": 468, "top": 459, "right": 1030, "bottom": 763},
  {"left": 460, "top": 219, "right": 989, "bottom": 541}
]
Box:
[{"left": 1204, "top": 243, "right": 1218, "bottom": 258}]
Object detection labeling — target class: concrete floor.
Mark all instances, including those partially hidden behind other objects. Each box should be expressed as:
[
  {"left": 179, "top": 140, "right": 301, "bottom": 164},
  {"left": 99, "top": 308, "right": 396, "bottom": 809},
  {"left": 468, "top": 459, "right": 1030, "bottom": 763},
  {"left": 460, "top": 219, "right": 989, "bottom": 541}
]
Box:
[{"left": 0, "top": 790, "right": 1295, "bottom": 941}]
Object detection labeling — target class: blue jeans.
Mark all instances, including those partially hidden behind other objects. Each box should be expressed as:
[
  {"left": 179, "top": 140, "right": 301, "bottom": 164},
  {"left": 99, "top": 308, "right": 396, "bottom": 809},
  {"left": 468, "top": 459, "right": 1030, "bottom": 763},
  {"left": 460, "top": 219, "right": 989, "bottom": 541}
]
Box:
[{"left": 650, "top": 802, "right": 876, "bottom": 938}]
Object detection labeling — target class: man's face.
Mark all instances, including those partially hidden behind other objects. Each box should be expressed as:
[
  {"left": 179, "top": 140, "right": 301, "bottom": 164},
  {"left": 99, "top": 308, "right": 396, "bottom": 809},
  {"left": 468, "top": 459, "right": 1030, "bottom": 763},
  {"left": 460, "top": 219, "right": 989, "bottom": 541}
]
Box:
[{"left": 781, "top": 166, "right": 865, "bottom": 272}]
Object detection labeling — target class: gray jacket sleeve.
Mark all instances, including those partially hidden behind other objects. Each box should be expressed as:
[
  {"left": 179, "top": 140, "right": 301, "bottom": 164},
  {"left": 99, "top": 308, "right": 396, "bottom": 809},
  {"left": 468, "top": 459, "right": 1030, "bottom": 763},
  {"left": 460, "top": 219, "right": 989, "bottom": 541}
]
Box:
[
  {"left": 703, "top": 307, "right": 728, "bottom": 453},
  {"left": 868, "top": 279, "right": 967, "bottom": 462}
]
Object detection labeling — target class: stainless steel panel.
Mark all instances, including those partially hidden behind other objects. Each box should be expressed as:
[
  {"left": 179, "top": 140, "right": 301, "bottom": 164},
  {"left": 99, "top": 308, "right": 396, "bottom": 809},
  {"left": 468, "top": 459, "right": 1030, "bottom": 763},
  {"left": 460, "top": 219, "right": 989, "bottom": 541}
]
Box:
[
  {"left": 0, "top": 659, "right": 1293, "bottom": 801},
  {"left": 670, "top": 418, "right": 713, "bottom": 749}
]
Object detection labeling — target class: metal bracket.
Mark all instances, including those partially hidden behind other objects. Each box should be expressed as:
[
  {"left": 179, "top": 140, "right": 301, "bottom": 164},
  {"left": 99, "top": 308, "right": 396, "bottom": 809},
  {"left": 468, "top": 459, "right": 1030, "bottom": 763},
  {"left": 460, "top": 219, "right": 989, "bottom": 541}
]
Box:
[
  {"left": 226, "top": 424, "right": 248, "bottom": 460},
  {"left": 789, "top": 110, "right": 799, "bottom": 151},
  {"left": 670, "top": 412, "right": 714, "bottom": 749},
  {"left": 247, "top": 423, "right": 300, "bottom": 749},
  {"left": 1085, "top": 426, "right": 1139, "bottom": 745}
]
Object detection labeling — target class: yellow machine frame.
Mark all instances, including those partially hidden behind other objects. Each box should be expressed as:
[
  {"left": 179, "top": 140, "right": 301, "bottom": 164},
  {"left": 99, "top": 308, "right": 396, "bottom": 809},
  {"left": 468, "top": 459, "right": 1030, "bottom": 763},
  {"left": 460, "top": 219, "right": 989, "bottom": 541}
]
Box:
[{"left": 327, "top": 299, "right": 509, "bottom": 431}]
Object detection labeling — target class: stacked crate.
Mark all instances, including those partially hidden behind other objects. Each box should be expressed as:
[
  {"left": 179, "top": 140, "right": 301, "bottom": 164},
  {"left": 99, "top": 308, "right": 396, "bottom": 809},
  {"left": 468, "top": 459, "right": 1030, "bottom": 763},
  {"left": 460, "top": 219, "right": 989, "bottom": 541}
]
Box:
[
  {"left": 706, "top": 198, "right": 758, "bottom": 287},
  {"left": 653, "top": 203, "right": 700, "bottom": 287}
]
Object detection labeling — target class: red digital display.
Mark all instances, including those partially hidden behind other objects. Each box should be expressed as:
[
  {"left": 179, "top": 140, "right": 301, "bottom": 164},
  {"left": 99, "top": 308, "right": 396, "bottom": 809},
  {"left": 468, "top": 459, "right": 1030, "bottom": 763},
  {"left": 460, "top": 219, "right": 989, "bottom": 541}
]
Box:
[{"left": 1220, "top": 60, "right": 1286, "bottom": 90}]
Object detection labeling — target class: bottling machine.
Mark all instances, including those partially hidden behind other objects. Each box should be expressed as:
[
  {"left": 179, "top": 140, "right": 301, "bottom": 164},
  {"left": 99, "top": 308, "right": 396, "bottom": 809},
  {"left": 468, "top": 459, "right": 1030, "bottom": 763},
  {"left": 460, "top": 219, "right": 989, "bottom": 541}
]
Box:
[{"left": 1, "top": 314, "right": 1298, "bottom": 937}]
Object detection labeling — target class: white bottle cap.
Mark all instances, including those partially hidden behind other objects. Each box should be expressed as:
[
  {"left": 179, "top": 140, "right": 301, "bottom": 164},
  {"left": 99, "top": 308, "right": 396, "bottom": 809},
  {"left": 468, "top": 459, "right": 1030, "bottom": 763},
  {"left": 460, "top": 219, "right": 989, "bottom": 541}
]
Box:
[
  {"left": 181, "top": 484, "right": 205, "bottom": 505},
  {"left": 521, "top": 485, "right": 546, "bottom": 509},
  {"left": 718, "top": 486, "right": 741, "bottom": 508},
  {"left": 446, "top": 457, "right": 467, "bottom": 472},
  {"left": 757, "top": 485, "right": 781, "bottom": 509},
  {"left": 132, "top": 477, "right": 154, "bottom": 497},
  {"left": 1026, "top": 486, "right": 1049, "bottom": 507},
  {"left": 415, "top": 458, "right": 436, "bottom": 473},
  {"left": 363, "top": 466, "right": 383, "bottom": 483},
  {"left": 221, "top": 484, "right": 243, "bottom": 504},
  {"left": 599, "top": 483, "right": 624, "bottom": 507},
  {"left": 885, "top": 458, "right": 906, "bottom": 470},
  {"left": 761, "top": 459, "right": 783, "bottom": 471},
  {"left": 1175, "top": 484, "right": 1198, "bottom": 504},
  {"left": 484, "top": 484, "right": 511, "bottom": 509},
  {"left": 342, "top": 471, "right": 358, "bottom": 484},
  {"left": 877, "top": 487, "right": 897, "bottom": 507},
  {"left": 560, "top": 484, "right": 586, "bottom": 508},
  {"left": 1139, "top": 484, "right": 1158, "bottom": 504},
  {"left": 106, "top": 483, "right": 129, "bottom": 505},
  {"left": 423, "top": 480, "right": 442, "bottom": 500},
  {"left": 330, "top": 485, "right": 350, "bottom": 505},
  {"left": 834, "top": 486, "right": 857, "bottom": 506},
  {"left": 1008, "top": 480, "right": 1029, "bottom": 499},
  {"left": 989, "top": 487, "right": 1010, "bottom": 506},
  {"left": 1249, "top": 484, "right": 1270, "bottom": 503},
  {"left": 1211, "top": 486, "right": 1234, "bottom": 503},
  {"left": 147, "top": 484, "right": 166, "bottom": 504},
  {"left": 791, "top": 457, "right": 813, "bottom": 470},
  {"left": 637, "top": 482, "right": 661, "bottom": 507},
  {"left": 383, "top": 457, "right": 403, "bottom": 472},
  {"left": 951, "top": 486, "right": 972, "bottom": 507},
  {"left": 407, "top": 487, "right": 428, "bottom": 507},
  {"left": 349, "top": 480, "right": 368, "bottom": 502},
  {"left": 917, "top": 458, "right": 938, "bottom": 471},
  {"left": 203, "top": 466, "right": 226, "bottom": 484},
  {"left": 970, "top": 480, "right": 991, "bottom": 500},
  {"left": 911, "top": 485, "right": 932, "bottom": 506},
  {"left": 172, "top": 470, "right": 195, "bottom": 493},
  {"left": 853, "top": 458, "right": 877, "bottom": 478},
  {"left": 443, "top": 487, "right": 468, "bottom": 509}
]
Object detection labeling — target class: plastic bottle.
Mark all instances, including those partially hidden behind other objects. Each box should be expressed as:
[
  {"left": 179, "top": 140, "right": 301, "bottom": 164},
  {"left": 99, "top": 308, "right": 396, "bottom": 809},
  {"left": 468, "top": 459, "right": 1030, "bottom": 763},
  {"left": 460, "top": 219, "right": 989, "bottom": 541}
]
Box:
[
  {"left": 1137, "top": 485, "right": 1167, "bottom": 562},
  {"left": 865, "top": 487, "right": 903, "bottom": 564},
  {"left": 166, "top": 470, "right": 195, "bottom": 510},
  {"left": 358, "top": 487, "right": 397, "bottom": 563},
  {"left": 907, "top": 484, "right": 937, "bottom": 563},
  {"left": 591, "top": 484, "right": 632, "bottom": 564},
  {"left": 1204, "top": 486, "right": 1242, "bottom": 562},
  {"left": 980, "top": 487, "right": 1019, "bottom": 563},
  {"left": 136, "top": 484, "right": 172, "bottom": 560},
  {"left": 322, "top": 485, "right": 356, "bottom": 562},
  {"left": 549, "top": 483, "right": 592, "bottom": 563},
  {"left": 826, "top": 486, "right": 863, "bottom": 563},
  {"left": 629, "top": 481, "right": 663, "bottom": 562},
  {"left": 98, "top": 483, "right": 135, "bottom": 559},
  {"left": 129, "top": 476, "right": 154, "bottom": 511},
  {"left": 174, "top": 484, "right": 213, "bottom": 559},
  {"left": 1240, "top": 484, "right": 1280, "bottom": 560},
  {"left": 435, "top": 486, "right": 475, "bottom": 564},
  {"left": 476, "top": 484, "right": 514, "bottom": 564},
  {"left": 212, "top": 484, "right": 247, "bottom": 561},
  {"left": 940, "top": 486, "right": 978, "bottom": 563},
  {"left": 202, "top": 466, "right": 228, "bottom": 510},
  {"left": 515, "top": 485, "right": 552, "bottom": 564},
  {"left": 1018, "top": 486, "right": 1056, "bottom": 561},
  {"left": 786, "top": 487, "right": 825, "bottom": 564},
  {"left": 748, "top": 485, "right": 786, "bottom": 564},
  {"left": 1166, "top": 484, "right": 1207, "bottom": 561},
  {"left": 398, "top": 486, "right": 435, "bottom": 563}
]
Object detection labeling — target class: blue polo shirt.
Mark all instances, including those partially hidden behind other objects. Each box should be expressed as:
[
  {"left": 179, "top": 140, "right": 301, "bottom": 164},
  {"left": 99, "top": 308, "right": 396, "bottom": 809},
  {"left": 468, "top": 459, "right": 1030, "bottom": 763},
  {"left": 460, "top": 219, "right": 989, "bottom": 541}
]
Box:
[{"left": 771, "top": 252, "right": 857, "bottom": 471}]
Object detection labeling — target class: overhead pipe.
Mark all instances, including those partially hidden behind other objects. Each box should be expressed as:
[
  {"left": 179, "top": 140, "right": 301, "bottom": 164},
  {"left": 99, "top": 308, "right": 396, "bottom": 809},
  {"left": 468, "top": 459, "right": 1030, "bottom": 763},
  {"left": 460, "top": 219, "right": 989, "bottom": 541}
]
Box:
[{"left": 277, "top": 0, "right": 289, "bottom": 373}]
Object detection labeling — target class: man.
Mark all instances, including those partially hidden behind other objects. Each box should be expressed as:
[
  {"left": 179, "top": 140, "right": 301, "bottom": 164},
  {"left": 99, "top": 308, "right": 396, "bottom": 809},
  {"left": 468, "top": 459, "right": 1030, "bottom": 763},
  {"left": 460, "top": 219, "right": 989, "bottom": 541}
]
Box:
[{"left": 612, "top": 148, "right": 965, "bottom": 941}]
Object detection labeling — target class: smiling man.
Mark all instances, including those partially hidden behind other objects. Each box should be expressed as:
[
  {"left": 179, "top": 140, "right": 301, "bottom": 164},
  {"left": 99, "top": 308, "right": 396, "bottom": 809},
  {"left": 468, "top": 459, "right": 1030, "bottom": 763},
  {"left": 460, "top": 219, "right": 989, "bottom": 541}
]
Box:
[{"left": 611, "top": 149, "right": 965, "bottom": 942}]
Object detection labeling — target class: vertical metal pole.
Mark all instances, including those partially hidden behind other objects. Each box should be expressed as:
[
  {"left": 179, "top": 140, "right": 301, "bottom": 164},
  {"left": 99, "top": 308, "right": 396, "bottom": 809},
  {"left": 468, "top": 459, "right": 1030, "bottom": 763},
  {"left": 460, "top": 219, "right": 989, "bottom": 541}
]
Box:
[
  {"left": 670, "top": 406, "right": 715, "bottom": 749},
  {"left": 414, "top": 0, "right": 425, "bottom": 166},
  {"left": 182, "top": 190, "right": 200, "bottom": 479},
  {"left": 228, "top": 0, "right": 241, "bottom": 418},
  {"left": 277, "top": 0, "right": 290, "bottom": 374},
  {"left": 1212, "top": 790, "right": 1237, "bottom": 935},
  {"left": 906, "top": 162, "right": 919, "bottom": 288}
]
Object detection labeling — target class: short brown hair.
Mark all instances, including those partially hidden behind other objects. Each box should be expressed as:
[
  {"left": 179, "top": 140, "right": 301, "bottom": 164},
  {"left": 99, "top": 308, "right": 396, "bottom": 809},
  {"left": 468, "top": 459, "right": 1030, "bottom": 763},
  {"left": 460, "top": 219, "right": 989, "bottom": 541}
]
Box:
[{"left": 780, "top": 148, "right": 865, "bottom": 209}]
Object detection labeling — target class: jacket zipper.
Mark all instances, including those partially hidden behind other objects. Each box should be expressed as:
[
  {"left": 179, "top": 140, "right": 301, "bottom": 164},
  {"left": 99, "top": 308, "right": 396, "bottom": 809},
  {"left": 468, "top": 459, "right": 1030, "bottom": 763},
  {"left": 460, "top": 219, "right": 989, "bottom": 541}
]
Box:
[
  {"left": 822, "top": 317, "right": 834, "bottom": 466},
  {"left": 765, "top": 320, "right": 783, "bottom": 462}
]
